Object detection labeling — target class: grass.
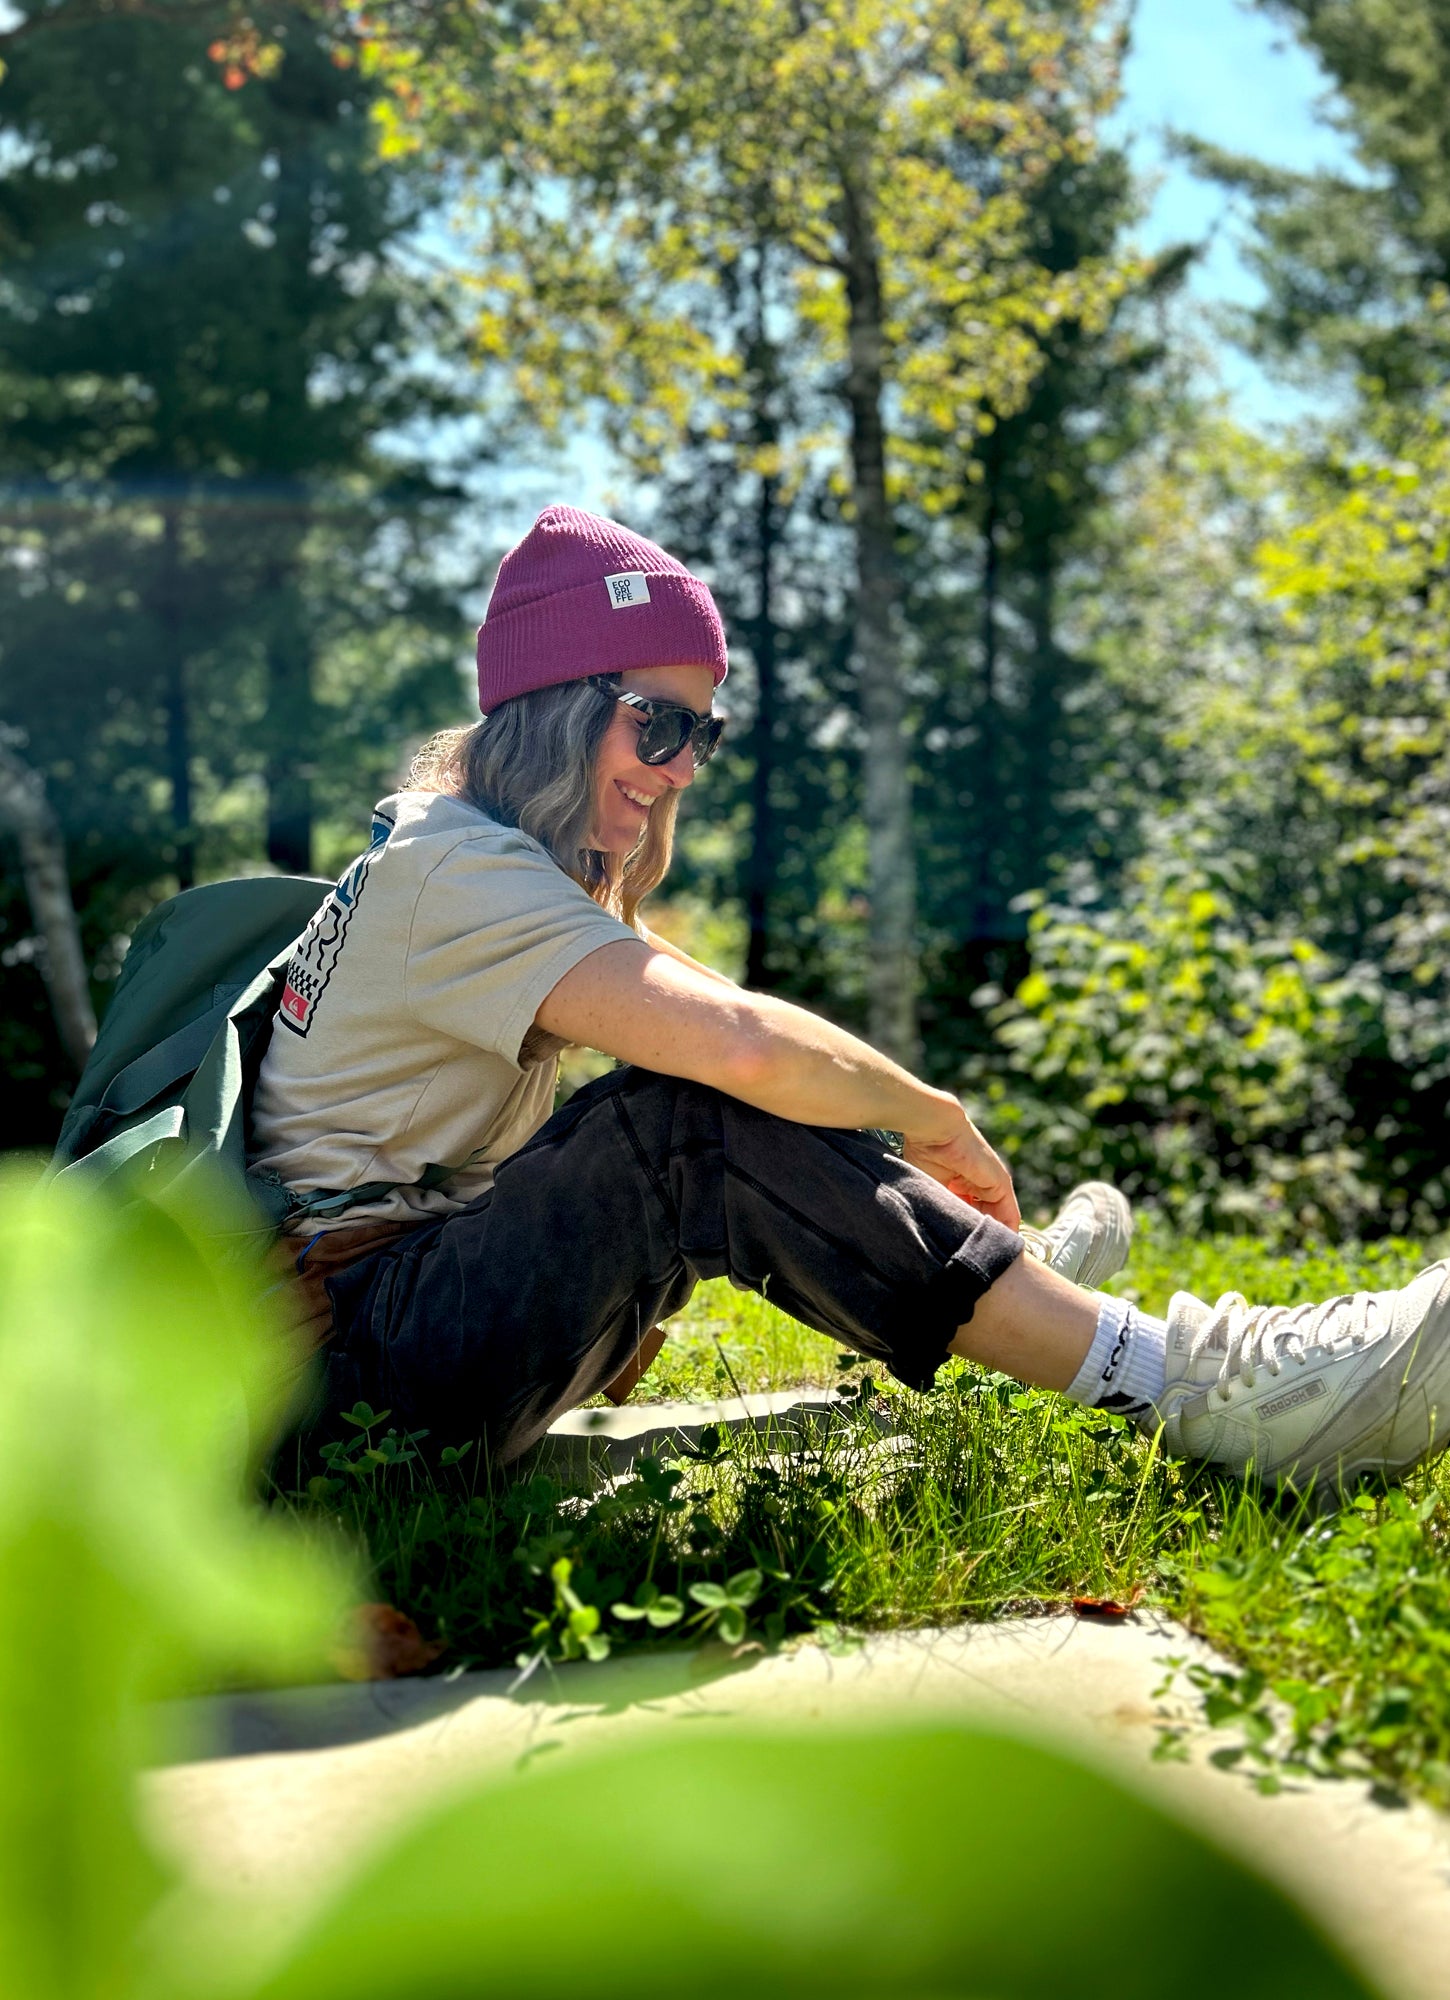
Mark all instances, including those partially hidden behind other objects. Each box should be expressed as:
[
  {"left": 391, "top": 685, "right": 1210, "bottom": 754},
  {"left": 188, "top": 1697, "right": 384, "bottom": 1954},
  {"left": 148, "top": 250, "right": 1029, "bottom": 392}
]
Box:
[
  {"left": 281, "top": 1221, "right": 1450, "bottom": 1807},
  {"left": 629, "top": 1279, "right": 843, "bottom": 1399}
]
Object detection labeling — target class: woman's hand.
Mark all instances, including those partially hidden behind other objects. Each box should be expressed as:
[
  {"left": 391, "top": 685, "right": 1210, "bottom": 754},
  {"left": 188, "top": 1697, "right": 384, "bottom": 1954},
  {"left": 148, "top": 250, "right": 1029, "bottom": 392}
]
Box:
[{"left": 902, "top": 1107, "right": 1021, "bottom": 1230}]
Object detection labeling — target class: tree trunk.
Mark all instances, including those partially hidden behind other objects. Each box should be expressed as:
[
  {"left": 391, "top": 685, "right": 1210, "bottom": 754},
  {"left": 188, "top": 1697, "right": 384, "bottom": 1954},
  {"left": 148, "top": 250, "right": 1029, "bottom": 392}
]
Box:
[
  {"left": 745, "top": 243, "right": 782, "bottom": 992},
  {"left": 839, "top": 165, "right": 920, "bottom": 1069},
  {"left": 0, "top": 736, "right": 96, "bottom": 1072},
  {"left": 160, "top": 501, "right": 195, "bottom": 890},
  {"left": 1023, "top": 546, "right": 1058, "bottom": 891},
  {"left": 264, "top": 546, "right": 315, "bottom": 875},
  {"left": 745, "top": 464, "right": 780, "bottom": 991},
  {"left": 973, "top": 457, "right": 1001, "bottom": 938},
  {"left": 261, "top": 133, "right": 319, "bottom": 877}
]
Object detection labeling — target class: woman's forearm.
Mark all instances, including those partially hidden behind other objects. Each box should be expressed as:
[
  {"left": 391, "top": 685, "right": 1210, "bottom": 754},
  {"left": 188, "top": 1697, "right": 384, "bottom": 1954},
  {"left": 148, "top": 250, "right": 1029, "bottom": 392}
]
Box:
[
  {"left": 541, "top": 938, "right": 957, "bottom": 1141},
  {"left": 537, "top": 940, "right": 1017, "bottom": 1220},
  {"left": 723, "top": 989, "right": 961, "bottom": 1142}
]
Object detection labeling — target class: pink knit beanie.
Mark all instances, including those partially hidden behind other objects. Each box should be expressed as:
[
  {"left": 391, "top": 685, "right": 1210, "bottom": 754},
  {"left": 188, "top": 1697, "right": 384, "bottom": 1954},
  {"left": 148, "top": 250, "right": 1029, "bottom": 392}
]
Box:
[{"left": 476, "top": 504, "right": 729, "bottom": 712}]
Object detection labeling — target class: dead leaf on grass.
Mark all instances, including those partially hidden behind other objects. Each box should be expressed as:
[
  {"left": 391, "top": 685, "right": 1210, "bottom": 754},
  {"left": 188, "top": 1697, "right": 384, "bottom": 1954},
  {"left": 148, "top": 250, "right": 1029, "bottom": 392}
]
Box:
[
  {"left": 333, "top": 1601, "right": 446, "bottom": 1681},
  {"left": 1072, "top": 1588, "right": 1144, "bottom": 1622}
]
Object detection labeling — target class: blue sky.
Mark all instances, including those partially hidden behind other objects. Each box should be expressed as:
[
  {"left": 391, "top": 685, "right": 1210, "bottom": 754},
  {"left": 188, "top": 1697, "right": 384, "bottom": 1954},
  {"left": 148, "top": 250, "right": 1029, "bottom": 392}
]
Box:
[{"left": 1114, "top": 0, "right": 1355, "bottom": 419}]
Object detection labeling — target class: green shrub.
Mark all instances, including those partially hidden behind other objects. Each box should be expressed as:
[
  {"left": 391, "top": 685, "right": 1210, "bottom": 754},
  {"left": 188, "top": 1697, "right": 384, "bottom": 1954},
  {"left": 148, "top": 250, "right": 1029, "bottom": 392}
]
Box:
[{"left": 968, "top": 842, "right": 1389, "bottom": 1237}]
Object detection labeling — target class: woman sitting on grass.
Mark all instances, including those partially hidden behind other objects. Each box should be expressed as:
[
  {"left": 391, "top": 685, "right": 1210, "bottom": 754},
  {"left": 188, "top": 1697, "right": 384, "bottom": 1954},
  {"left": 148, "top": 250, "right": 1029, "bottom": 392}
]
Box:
[{"left": 253, "top": 504, "right": 1450, "bottom": 1492}]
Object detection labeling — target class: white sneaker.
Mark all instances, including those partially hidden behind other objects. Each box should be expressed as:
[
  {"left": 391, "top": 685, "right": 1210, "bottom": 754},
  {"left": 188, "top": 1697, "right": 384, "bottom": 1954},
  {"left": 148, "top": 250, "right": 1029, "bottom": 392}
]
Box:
[
  {"left": 1021, "top": 1181, "right": 1133, "bottom": 1291},
  {"left": 1153, "top": 1260, "right": 1450, "bottom": 1489}
]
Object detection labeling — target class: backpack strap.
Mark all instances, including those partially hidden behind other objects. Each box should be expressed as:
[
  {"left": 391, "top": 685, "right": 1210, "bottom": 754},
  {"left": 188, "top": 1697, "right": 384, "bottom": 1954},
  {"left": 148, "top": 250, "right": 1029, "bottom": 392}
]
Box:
[
  {"left": 248, "top": 1160, "right": 460, "bottom": 1229},
  {"left": 62, "top": 1106, "right": 187, "bottom": 1183},
  {"left": 96, "top": 1004, "right": 233, "bottom": 1122},
  {"left": 52, "top": 1008, "right": 228, "bottom": 1166}
]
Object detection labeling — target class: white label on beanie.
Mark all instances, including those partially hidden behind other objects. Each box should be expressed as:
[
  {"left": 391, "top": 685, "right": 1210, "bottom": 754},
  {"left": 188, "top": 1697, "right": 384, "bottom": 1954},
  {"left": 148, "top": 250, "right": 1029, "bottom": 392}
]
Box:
[{"left": 604, "top": 570, "right": 651, "bottom": 608}]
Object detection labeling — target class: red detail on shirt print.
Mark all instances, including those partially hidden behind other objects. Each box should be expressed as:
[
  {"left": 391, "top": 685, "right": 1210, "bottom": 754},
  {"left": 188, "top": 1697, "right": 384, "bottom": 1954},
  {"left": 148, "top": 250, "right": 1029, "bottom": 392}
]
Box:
[
  {"left": 275, "top": 824, "right": 388, "bottom": 1040},
  {"left": 280, "top": 981, "right": 312, "bottom": 1027}
]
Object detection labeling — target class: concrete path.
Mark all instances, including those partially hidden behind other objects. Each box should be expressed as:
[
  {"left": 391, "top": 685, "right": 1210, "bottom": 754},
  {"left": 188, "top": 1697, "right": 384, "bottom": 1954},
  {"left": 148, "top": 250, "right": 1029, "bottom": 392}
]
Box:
[
  {"left": 149, "top": 1614, "right": 1450, "bottom": 2000},
  {"left": 528, "top": 1387, "right": 864, "bottom": 1484}
]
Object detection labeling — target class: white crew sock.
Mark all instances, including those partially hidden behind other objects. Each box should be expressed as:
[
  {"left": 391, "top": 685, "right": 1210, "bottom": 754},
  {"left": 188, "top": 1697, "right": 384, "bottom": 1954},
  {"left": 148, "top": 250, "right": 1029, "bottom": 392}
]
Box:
[{"left": 1064, "top": 1294, "right": 1168, "bottom": 1421}]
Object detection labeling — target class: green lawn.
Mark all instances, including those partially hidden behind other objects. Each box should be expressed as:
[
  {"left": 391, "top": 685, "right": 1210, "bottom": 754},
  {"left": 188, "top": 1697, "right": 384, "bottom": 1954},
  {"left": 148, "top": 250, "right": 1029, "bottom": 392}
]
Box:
[{"left": 287, "top": 1224, "right": 1450, "bottom": 1806}]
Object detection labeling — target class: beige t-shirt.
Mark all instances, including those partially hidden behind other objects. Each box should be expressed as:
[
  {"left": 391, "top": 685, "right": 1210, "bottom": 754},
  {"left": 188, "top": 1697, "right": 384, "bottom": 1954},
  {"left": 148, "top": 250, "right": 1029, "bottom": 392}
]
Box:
[{"left": 250, "top": 789, "right": 636, "bottom": 1229}]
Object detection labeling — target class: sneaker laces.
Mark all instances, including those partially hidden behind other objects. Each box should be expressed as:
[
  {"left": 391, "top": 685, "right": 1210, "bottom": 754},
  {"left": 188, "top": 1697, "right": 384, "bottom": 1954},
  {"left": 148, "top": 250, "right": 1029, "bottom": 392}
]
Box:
[
  {"left": 1020, "top": 1209, "right": 1092, "bottom": 1266},
  {"left": 1194, "top": 1289, "right": 1378, "bottom": 1400}
]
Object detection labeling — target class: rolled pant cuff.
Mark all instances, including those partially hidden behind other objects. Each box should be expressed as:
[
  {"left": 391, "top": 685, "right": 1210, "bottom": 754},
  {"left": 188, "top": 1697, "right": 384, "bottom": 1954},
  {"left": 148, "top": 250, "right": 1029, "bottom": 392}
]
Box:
[{"left": 888, "top": 1221, "right": 1025, "bottom": 1393}]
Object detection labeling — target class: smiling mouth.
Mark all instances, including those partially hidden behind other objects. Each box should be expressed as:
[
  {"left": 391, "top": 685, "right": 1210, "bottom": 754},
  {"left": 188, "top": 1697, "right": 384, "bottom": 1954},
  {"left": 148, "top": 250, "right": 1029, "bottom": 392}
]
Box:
[{"left": 615, "top": 781, "right": 655, "bottom": 809}]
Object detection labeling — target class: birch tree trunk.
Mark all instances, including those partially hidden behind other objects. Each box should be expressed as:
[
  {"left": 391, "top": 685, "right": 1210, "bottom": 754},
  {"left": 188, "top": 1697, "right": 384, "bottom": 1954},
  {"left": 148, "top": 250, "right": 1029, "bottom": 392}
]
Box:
[
  {"left": 260, "top": 476, "right": 316, "bottom": 877},
  {"left": 1023, "top": 546, "right": 1060, "bottom": 895},
  {"left": 0, "top": 737, "right": 96, "bottom": 1073},
  {"left": 745, "top": 462, "right": 781, "bottom": 992},
  {"left": 745, "top": 243, "right": 782, "bottom": 992},
  {"left": 160, "top": 500, "right": 196, "bottom": 889},
  {"left": 974, "top": 447, "right": 1002, "bottom": 939},
  {"left": 264, "top": 549, "right": 316, "bottom": 875},
  {"left": 839, "top": 164, "right": 921, "bottom": 1070}
]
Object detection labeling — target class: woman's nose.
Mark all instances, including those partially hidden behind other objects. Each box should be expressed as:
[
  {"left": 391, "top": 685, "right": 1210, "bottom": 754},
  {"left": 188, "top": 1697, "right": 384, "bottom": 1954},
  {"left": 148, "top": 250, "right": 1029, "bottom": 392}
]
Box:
[{"left": 659, "top": 742, "right": 696, "bottom": 787}]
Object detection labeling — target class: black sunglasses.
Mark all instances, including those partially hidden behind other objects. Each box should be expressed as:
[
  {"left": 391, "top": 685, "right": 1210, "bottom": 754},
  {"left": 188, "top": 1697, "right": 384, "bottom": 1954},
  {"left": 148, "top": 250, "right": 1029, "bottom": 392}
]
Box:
[{"left": 590, "top": 675, "right": 726, "bottom": 768}]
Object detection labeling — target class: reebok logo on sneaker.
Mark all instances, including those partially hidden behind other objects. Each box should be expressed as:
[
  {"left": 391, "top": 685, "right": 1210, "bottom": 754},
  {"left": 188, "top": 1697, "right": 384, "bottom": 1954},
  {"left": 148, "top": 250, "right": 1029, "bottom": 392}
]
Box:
[{"left": 1255, "top": 1377, "right": 1328, "bottom": 1421}]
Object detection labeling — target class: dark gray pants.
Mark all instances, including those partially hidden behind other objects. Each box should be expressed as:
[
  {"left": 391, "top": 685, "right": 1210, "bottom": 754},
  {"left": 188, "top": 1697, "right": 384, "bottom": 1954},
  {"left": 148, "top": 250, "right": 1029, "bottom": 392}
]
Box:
[{"left": 322, "top": 1067, "right": 1023, "bottom": 1464}]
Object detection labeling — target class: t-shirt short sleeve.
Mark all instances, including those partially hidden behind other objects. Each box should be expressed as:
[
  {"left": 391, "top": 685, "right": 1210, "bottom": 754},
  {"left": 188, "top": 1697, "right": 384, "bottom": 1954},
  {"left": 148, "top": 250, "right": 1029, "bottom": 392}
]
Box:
[{"left": 404, "top": 833, "right": 636, "bottom": 1064}]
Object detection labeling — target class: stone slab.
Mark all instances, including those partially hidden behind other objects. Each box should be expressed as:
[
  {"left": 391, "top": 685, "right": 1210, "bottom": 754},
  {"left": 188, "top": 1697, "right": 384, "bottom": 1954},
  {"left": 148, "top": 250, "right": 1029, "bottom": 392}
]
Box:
[
  {"left": 148, "top": 1616, "right": 1450, "bottom": 2000},
  {"left": 523, "top": 1387, "right": 876, "bottom": 1486}
]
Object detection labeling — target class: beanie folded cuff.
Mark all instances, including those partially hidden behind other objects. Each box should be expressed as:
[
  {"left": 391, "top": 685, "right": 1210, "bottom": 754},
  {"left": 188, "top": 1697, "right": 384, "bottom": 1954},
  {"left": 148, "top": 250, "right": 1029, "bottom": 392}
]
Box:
[{"left": 478, "top": 570, "right": 727, "bottom": 710}]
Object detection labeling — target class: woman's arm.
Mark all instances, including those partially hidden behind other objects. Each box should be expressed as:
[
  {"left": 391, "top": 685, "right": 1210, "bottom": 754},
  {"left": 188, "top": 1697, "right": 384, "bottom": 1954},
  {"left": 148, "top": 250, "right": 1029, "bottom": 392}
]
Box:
[
  {"left": 536, "top": 939, "right": 1018, "bottom": 1225},
  {"left": 637, "top": 924, "right": 737, "bottom": 987}
]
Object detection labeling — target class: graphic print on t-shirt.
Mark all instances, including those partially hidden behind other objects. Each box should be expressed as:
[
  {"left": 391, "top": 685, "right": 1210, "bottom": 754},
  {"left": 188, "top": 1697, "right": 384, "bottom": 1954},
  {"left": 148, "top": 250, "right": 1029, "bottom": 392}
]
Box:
[{"left": 277, "top": 804, "right": 395, "bottom": 1038}]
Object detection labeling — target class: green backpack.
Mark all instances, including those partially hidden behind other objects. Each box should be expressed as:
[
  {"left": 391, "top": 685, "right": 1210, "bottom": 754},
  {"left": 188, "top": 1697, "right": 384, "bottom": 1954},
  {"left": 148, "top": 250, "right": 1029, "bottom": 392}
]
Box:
[{"left": 49, "top": 873, "right": 442, "bottom": 1234}]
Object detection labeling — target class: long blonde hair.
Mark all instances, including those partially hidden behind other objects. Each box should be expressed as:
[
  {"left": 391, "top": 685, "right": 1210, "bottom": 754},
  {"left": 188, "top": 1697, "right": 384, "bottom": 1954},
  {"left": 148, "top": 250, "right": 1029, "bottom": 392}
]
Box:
[{"left": 408, "top": 679, "right": 678, "bottom": 928}]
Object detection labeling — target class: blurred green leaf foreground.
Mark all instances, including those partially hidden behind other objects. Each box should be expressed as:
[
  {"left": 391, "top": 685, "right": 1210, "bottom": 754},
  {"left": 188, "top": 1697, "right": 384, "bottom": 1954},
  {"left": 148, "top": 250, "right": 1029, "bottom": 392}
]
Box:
[{"left": 0, "top": 1165, "right": 1380, "bottom": 1999}]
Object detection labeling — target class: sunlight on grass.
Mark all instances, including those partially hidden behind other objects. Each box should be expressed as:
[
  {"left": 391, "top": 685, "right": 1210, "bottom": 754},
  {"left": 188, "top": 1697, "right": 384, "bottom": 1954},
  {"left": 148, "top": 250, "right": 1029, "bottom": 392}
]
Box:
[
  {"left": 292, "top": 1221, "right": 1450, "bottom": 1808},
  {"left": 640, "top": 1220, "right": 1441, "bottom": 1405},
  {"left": 646, "top": 1279, "right": 843, "bottom": 1400}
]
